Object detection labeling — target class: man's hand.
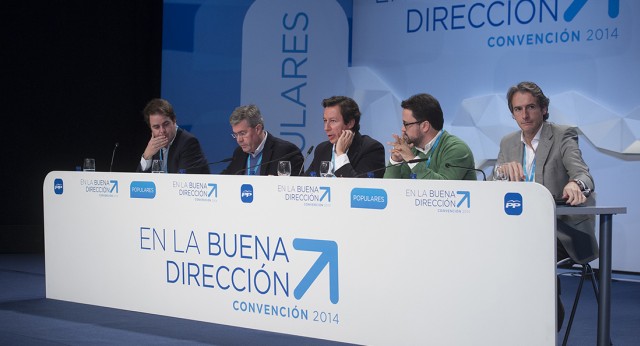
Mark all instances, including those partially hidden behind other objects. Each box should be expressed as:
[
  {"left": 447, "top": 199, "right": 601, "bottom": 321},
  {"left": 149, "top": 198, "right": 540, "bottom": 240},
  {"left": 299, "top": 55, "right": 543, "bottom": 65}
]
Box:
[
  {"left": 387, "top": 134, "right": 414, "bottom": 162},
  {"left": 500, "top": 161, "right": 525, "bottom": 181},
  {"left": 562, "top": 181, "right": 587, "bottom": 206},
  {"left": 142, "top": 135, "right": 168, "bottom": 160},
  {"left": 335, "top": 130, "right": 354, "bottom": 156}
]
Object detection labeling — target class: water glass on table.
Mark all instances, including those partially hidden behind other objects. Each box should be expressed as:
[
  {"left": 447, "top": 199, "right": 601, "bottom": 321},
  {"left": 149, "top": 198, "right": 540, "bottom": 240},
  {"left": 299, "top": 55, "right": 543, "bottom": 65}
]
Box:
[
  {"left": 152, "top": 159, "right": 165, "bottom": 173},
  {"left": 493, "top": 164, "right": 509, "bottom": 181},
  {"left": 83, "top": 158, "right": 95, "bottom": 172},
  {"left": 277, "top": 161, "right": 291, "bottom": 176},
  {"left": 319, "top": 161, "right": 334, "bottom": 177}
]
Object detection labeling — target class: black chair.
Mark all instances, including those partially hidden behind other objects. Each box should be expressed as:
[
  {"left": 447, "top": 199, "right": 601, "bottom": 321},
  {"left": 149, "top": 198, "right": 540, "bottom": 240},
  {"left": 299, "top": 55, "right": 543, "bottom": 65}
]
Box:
[{"left": 556, "top": 258, "right": 604, "bottom": 346}]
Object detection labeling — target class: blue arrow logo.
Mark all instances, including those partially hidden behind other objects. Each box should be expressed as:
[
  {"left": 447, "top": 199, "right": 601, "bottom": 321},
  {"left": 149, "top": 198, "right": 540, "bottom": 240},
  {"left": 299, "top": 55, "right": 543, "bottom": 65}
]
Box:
[
  {"left": 456, "top": 190, "right": 470, "bottom": 208},
  {"left": 319, "top": 187, "right": 331, "bottom": 202},
  {"left": 293, "top": 238, "right": 339, "bottom": 304},
  {"left": 208, "top": 183, "right": 217, "bottom": 198},
  {"left": 110, "top": 180, "right": 119, "bottom": 194},
  {"left": 564, "top": 0, "right": 619, "bottom": 22}
]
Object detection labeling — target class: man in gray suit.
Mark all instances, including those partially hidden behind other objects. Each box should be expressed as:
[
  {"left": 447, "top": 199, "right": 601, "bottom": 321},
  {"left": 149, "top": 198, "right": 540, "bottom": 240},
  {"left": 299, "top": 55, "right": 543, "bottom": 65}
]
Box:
[{"left": 496, "top": 81, "right": 596, "bottom": 331}]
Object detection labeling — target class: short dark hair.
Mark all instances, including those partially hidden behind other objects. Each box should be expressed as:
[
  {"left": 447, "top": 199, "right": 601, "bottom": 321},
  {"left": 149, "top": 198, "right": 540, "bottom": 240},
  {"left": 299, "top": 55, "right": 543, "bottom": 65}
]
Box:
[
  {"left": 322, "top": 96, "right": 361, "bottom": 133},
  {"left": 143, "top": 98, "right": 176, "bottom": 126},
  {"left": 401, "top": 93, "right": 444, "bottom": 131},
  {"left": 507, "top": 81, "right": 550, "bottom": 121}
]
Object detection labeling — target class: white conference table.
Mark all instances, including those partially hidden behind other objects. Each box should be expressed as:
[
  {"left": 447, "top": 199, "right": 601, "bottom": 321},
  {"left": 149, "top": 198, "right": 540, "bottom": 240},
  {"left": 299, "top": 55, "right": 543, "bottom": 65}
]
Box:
[
  {"left": 44, "top": 172, "right": 560, "bottom": 345},
  {"left": 556, "top": 206, "right": 627, "bottom": 346}
]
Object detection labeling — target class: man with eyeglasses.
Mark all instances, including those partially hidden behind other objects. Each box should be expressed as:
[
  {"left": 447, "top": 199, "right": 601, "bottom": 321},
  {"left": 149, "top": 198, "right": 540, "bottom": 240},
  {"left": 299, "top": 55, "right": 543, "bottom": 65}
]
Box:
[
  {"left": 137, "top": 98, "right": 210, "bottom": 174},
  {"left": 384, "top": 93, "right": 476, "bottom": 180},
  {"left": 496, "top": 81, "right": 596, "bottom": 331},
  {"left": 222, "top": 104, "right": 303, "bottom": 175},
  {"left": 305, "top": 96, "right": 386, "bottom": 177}
]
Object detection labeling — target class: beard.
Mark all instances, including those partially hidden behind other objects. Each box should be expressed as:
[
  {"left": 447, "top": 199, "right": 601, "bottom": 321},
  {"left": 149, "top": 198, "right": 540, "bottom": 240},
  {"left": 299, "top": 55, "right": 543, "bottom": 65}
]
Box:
[{"left": 404, "top": 133, "right": 422, "bottom": 147}]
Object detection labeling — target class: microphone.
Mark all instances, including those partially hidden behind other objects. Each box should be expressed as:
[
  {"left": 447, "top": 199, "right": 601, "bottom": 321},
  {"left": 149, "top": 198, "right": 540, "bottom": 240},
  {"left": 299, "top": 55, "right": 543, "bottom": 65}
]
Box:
[
  {"left": 354, "top": 157, "right": 428, "bottom": 178},
  {"left": 298, "top": 145, "right": 315, "bottom": 176},
  {"left": 234, "top": 151, "right": 299, "bottom": 175},
  {"left": 109, "top": 142, "right": 119, "bottom": 172},
  {"left": 445, "top": 163, "right": 486, "bottom": 181},
  {"left": 180, "top": 158, "right": 233, "bottom": 173},
  {"left": 407, "top": 157, "right": 429, "bottom": 164}
]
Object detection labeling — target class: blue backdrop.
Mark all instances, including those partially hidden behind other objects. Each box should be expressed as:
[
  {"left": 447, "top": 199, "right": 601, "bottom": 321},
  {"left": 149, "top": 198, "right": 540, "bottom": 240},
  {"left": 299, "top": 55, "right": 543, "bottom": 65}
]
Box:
[{"left": 162, "top": 0, "right": 639, "bottom": 272}]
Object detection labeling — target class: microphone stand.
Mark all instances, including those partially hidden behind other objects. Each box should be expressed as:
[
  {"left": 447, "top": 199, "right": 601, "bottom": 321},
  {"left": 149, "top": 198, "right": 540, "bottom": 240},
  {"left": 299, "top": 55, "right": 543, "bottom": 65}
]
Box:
[
  {"left": 180, "top": 158, "right": 233, "bottom": 173},
  {"left": 444, "top": 163, "right": 487, "bottom": 181},
  {"left": 109, "top": 142, "right": 119, "bottom": 172},
  {"left": 354, "top": 157, "right": 429, "bottom": 178},
  {"left": 298, "top": 145, "right": 315, "bottom": 176}
]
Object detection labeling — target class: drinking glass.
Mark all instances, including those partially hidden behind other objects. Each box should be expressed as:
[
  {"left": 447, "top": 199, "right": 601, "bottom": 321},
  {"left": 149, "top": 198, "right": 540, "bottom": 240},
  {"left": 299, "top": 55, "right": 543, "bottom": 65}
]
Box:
[
  {"left": 152, "top": 159, "right": 165, "bottom": 173},
  {"left": 83, "top": 158, "right": 95, "bottom": 172},
  {"left": 493, "top": 164, "right": 508, "bottom": 181},
  {"left": 319, "top": 161, "right": 334, "bottom": 177},
  {"left": 277, "top": 161, "right": 291, "bottom": 176}
]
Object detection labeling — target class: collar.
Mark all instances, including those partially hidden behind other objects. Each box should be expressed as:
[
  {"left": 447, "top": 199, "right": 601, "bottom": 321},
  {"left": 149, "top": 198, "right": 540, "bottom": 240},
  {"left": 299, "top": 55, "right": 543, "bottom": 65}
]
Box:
[
  {"left": 416, "top": 130, "right": 442, "bottom": 154},
  {"left": 520, "top": 124, "right": 542, "bottom": 151},
  {"left": 250, "top": 130, "right": 268, "bottom": 158},
  {"left": 165, "top": 125, "right": 179, "bottom": 149}
]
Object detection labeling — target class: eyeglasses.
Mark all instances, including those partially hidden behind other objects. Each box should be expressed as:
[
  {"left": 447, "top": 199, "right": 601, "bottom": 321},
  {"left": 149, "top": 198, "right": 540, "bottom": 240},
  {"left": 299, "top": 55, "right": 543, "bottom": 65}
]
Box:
[
  {"left": 231, "top": 131, "right": 248, "bottom": 139},
  {"left": 231, "top": 126, "right": 256, "bottom": 139},
  {"left": 402, "top": 120, "right": 425, "bottom": 128}
]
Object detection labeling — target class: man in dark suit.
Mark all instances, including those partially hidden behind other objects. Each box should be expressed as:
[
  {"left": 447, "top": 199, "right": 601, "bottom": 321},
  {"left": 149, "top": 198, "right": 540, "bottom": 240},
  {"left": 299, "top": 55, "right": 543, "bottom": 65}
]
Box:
[
  {"left": 496, "top": 81, "right": 596, "bottom": 331},
  {"left": 221, "top": 105, "right": 303, "bottom": 176},
  {"left": 305, "top": 96, "right": 385, "bottom": 177},
  {"left": 137, "top": 98, "right": 209, "bottom": 174}
]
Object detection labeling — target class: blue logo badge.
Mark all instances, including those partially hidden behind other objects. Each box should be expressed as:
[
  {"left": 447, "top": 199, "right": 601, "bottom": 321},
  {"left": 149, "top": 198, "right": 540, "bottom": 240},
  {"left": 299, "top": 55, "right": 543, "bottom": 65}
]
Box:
[
  {"left": 504, "top": 192, "right": 523, "bottom": 215},
  {"left": 130, "top": 181, "right": 156, "bottom": 199},
  {"left": 350, "top": 188, "right": 387, "bottom": 209},
  {"left": 54, "top": 179, "right": 63, "bottom": 195},
  {"left": 241, "top": 184, "right": 253, "bottom": 203}
]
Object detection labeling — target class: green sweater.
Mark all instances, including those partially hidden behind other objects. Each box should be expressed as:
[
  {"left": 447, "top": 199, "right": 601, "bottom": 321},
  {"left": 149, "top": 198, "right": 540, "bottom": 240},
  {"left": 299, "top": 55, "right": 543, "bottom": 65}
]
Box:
[{"left": 383, "top": 131, "right": 476, "bottom": 180}]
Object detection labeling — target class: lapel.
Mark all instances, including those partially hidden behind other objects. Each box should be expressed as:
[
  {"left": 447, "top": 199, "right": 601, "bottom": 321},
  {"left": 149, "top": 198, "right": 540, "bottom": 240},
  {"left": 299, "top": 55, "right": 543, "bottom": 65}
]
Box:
[
  {"left": 166, "top": 128, "right": 183, "bottom": 172},
  {"left": 534, "top": 122, "right": 553, "bottom": 184},
  {"left": 238, "top": 151, "right": 250, "bottom": 175},
  {"left": 507, "top": 131, "right": 524, "bottom": 167},
  {"left": 346, "top": 133, "right": 362, "bottom": 163},
  {"left": 259, "top": 134, "right": 274, "bottom": 175}
]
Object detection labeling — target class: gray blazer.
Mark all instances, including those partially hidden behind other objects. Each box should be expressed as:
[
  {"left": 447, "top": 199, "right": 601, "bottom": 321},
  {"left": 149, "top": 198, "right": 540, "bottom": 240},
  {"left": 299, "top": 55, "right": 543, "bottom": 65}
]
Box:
[{"left": 497, "top": 122, "right": 598, "bottom": 264}]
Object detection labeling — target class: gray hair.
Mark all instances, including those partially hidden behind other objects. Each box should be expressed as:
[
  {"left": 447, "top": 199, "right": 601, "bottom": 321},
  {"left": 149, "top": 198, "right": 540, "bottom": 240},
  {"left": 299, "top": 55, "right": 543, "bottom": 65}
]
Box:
[{"left": 229, "top": 104, "right": 264, "bottom": 127}]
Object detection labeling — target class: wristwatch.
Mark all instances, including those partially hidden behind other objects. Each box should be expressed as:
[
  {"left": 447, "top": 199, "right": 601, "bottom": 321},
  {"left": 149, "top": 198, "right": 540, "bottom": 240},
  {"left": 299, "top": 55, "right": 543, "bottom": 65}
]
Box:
[{"left": 573, "top": 179, "right": 592, "bottom": 197}]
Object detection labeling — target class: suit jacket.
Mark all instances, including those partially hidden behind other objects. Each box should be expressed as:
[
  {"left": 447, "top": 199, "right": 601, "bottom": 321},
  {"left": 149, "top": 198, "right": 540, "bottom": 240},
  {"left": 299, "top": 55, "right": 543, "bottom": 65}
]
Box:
[
  {"left": 497, "top": 122, "right": 597, "bottom": 263},
  {"left": 221, "top": 133, "right": 304, "bottom": 176},
  {"left": 305, "top": 132, "right": 386, "bottom": 178},
  {"left": 137, "top": 128, "right": 209, "bottom": 174},
  {"left": 383, "top": 131, "right": 477, "bottom": 180}
]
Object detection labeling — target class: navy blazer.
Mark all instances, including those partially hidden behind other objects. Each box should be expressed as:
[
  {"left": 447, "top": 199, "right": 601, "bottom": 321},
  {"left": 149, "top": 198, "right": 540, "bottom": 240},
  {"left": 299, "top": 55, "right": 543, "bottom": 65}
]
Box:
[
  {"left": 137, "top": 128, "right": 210, "bottom": 174},
  {"left": 222, "top": 133, "right": 304, "bottom": 176},
  {"left": 305, "top": 132, "right": 386, "bottom": 178}
]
